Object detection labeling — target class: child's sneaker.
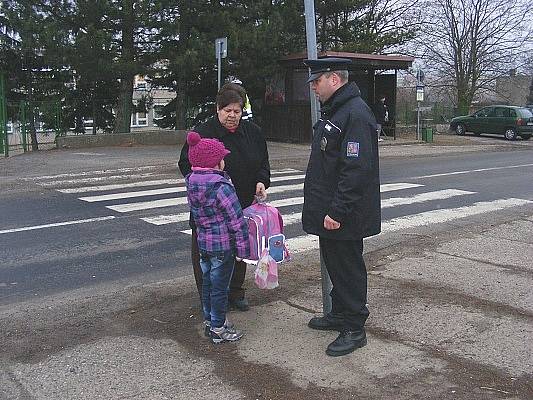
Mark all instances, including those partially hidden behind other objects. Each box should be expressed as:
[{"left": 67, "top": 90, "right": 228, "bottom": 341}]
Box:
[
  {"left": 204, "top": 319, "right": 235, "bottom": 338},
  {"left": 210, "top": 325, "right": 243, "bottom": 343}
]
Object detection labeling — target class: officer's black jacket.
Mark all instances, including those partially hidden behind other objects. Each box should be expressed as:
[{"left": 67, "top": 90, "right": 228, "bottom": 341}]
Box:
[
  {"left": 302, "top": 82, "right": 381, "bottom": 240},
  {"left": 178, "top": 116, "right": 271, "bottom": 209}
]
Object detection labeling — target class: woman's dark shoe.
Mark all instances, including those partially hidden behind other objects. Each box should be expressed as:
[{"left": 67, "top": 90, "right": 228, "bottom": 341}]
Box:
[
  {"left": 307, "top": 314, "right": 344, "bottom": 331},
  {"left": 229, "top": 297, "right": 250, "bottom": 311},
  {"left": 325, "top": 329, "right": 367, "bottom": 357}
]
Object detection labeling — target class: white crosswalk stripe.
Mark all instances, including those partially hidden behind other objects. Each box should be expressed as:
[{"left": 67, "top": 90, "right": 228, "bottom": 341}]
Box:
[
  {"left": 380, "top": 183, "right": 422, "bottom": 192},
  {"left": 24, "top": 165, "right": 163, "bottom": 181},
  {"left": 271, "top": 168, "right": 301, "bottom": 175},
  {"left": 270, "top": 174, "right": 306, "bottom": 182},
  {"left": 38, "top": 173, "right": 163, "bottom": 187},
  {"left": 284, "top": 198, "right": 533, "bottom": 253},
  {"left": 381, "top": 189, "right": 474, "bottom": 208},
  {"left": 59, "top": 179, "right": 184, "bottom": 194},
  {"left": 80, "top": 187, "right": 188, "bottom": 202},
  {"left": 23, "top": 166, "right": 533, "bottom": 258},
  {"left": 381, "top": 198, "right": 532, "bottom": 232}
]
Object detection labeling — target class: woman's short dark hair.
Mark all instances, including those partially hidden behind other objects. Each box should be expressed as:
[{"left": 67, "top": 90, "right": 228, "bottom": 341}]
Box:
[{"left": 217, "top": 84, "right": 245, "bottom": 109}]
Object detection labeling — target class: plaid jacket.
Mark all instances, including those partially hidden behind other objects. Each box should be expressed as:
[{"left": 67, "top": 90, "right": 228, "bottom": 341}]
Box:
[{"left": 186, "top": 169, "right": 250, "bottom": 258}]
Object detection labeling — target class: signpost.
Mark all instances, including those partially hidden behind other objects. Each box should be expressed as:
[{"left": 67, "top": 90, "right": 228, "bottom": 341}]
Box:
[
  {"left": 215, "top": 37, "right": 228, "bottom": 90},
  {"left": 416, "top": 70, "right": 425, "bottom": 141},
  {"left": 304, "top": 0, "right": 332, "bottom": 315}
]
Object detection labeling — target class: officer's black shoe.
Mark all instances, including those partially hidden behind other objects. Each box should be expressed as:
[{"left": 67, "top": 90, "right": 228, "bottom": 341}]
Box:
[
  {"left": 229, "top": 297, "right": 250, "bottom": 311},
  {"left": 325, "top": 329, "right": 367, "bottom": 357},
  {"left": 308, "top": 314, "right": 344, "bottom": 331}
]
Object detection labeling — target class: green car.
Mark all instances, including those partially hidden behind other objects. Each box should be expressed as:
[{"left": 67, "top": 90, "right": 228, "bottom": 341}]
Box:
[{"left": 450, "top": 105, "right": 533, "bottom": 140}]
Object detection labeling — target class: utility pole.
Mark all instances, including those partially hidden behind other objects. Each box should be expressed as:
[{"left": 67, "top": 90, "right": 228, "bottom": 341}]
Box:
[{"left": 304, "top": 0, "right": 332, "bottom": 315}]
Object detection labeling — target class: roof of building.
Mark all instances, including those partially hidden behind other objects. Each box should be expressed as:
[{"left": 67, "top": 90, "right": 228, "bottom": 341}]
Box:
[{"left": 280, "top": 51, "right": 414, "bottom": 70}]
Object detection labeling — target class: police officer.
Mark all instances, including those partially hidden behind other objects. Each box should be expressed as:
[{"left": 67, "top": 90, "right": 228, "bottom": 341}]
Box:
[{"left": 302, "top": 57, "right": 381, "bottom": 357}]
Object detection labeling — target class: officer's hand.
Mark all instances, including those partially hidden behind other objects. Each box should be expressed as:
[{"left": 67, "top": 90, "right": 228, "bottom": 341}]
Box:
[
  {"left": 324, "top": 215, "right": 341, "bottom": 230},
  {"left": 256, "top": 182, "right": 267, "bottom": 200}
]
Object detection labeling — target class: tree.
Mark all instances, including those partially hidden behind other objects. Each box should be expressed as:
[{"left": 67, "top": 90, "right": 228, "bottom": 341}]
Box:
[
  {"left": 149, "top": 0, "right": 238, "bottom": 129},
  {"left": 315, "top": 0, "right": 419, "bottom": 53},
  {"left": 417, "top": 0, "right": 533, "bottom": 114},
  {"left": 62, "top": 0, "right": 119, "bottom": 134},
  {"left": 1, "top": 0, "right": 72, "bottom": 149}
]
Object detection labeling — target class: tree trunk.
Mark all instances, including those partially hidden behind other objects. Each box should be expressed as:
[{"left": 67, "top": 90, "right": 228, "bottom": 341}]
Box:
[
  {"left": 527, "top": 77, "right": 533, "bottom": 105},
  {"left": 113, "top": 0, "right": 135, "bottom": 134},
  {"left": 92, "top": 90, "right": 97, "bottom": 135},
  {"left": 28, "top": 103, "right": 38, "bottom": 151},
  {"left": 26, "top": 84, "right": 38, "bottom": 151},
  {"left": 175, "top": 81, "right": 186, "bottom": 130},
  {"left": 456, "top": 87, "right": 471, "bottom": 115}
]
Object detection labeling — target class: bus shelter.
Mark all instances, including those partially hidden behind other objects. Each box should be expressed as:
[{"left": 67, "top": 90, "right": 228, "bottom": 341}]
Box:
[{"left": 262, "top": 51, "right": 414, "bottom": 143}]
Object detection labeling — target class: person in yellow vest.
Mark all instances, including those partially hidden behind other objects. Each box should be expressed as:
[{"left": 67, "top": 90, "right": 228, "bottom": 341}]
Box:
[{"left": 230, "top": 78, "right": 253, "bottom": 121}]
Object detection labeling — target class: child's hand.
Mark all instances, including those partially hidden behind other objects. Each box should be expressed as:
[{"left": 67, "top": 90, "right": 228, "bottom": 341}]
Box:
[{"left": 236, "top": 257, "right": 243, "bottom": 262}]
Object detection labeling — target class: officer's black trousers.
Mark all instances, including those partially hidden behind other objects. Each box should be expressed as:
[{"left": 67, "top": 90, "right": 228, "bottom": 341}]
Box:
[{"left": 319, "top": 237, "right": 369, "bottom": 331}]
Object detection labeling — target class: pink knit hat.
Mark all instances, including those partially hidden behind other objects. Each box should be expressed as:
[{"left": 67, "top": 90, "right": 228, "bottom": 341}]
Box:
[{"left": 187, "top": 131, "right": 230, "bottom": 168}]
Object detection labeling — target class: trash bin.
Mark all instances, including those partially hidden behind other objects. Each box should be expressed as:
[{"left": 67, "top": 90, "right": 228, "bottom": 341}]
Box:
[{"left": 422, "top": 127, "right": 433, "bottom": 143}]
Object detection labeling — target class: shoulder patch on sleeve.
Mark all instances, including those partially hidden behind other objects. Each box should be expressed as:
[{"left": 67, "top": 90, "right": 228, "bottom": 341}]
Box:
[{"left": 346, "top": 142, "right": 360, "bottom": 157}]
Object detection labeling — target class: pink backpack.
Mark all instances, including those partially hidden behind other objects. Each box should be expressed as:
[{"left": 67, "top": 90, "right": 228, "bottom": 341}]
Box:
[{"left": 242, "top": 200, "right": 289, "bottom": 265}]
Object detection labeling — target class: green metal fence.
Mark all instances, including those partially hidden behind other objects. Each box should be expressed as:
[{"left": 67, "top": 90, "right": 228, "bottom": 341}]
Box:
[
  {"left": 0, "top": 72, "right": 7, "bottom": 157},
  {"left": 1, "top": 71, "right": 63, "bottom": 157}
]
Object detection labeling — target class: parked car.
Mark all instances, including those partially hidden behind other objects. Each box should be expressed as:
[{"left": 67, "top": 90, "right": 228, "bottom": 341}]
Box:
[{"left": 449, "top": 105, "right": 533, "bottom": 140}]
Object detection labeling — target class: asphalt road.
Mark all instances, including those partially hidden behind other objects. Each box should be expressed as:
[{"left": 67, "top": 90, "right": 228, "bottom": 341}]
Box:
[{"left": 1, "top": 146, "right": 532, "bottom": 305}]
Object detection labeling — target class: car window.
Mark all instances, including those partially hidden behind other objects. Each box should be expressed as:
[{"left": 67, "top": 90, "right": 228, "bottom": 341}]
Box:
[
  {"left": 509, "top": 109, "right": 517, "bottom": 117},
  {"left": 474, "top": 108, "right": 490, "bottom": 117},
  {"left": 518, "top": 108, "right": 533, "bottom": 118},
  {"left": 494, "top": 107, "right": 509, "bottom": 117}
]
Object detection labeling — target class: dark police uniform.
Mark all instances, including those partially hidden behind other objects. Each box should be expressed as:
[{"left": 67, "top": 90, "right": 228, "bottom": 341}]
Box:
[{"left": 302, "top": 59, "right": 381, "bottom": 332}]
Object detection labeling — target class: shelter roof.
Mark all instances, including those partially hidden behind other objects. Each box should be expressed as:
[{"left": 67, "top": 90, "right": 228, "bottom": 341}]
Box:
[{"left": 280, "top": 51, "right": 414, "bottom": 70}]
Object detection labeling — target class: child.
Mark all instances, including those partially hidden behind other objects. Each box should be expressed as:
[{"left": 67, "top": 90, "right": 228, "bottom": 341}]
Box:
[{"left": 185, "top": 131, "right": 250, "bottom": 343}]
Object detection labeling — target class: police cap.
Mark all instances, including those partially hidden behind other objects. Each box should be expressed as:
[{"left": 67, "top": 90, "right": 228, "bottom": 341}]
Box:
[{"left": 303, "top": 57, "right": 352, "bottom": 83}]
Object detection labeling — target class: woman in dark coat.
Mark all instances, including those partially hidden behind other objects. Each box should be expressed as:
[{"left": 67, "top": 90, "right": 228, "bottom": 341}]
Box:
[{"left": 178, "top": 84, "right": 271, "bottom": 311}]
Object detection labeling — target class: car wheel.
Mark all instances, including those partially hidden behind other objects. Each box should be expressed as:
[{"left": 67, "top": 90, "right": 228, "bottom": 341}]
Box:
[
  {"left": 520, "top": 134, "right": 531, "bottom": 140},
  {"left": 504, "top": 128, "right": 517, "bottom": 141},
  {"left": 455, "top": 123, "right": 466, "bottom": 136}
]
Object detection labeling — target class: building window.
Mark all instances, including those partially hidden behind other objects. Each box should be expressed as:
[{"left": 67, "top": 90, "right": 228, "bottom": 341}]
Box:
[
  {"left": 134, "top": 75, "right": 147, "bottom": 90},
  {"left": 153, "top": 104, "right": 165, "bottom": 119},
  {"left": 131, "top": 111, "right": 148, "bottom": 126}
]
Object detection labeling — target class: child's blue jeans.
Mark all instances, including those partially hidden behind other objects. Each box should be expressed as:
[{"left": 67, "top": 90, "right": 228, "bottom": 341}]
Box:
[{"left": 199, "top": 250, "right": 235, "bottom": 329}]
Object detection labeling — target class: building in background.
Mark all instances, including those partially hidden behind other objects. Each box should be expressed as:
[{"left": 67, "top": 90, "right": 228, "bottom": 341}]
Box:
[
  {"left": 0, "top": 11, "right": 20, "bottom": 48},
  {"left": 130, "top": 75, "right": 174, "bottom": 131}
]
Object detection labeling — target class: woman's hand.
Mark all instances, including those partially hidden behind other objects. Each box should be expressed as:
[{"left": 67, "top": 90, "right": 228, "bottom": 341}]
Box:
[
  {"left": 256, "top": 182, "right": 267, "bottom": 201},
  {"left": 324, "top": 215, "right": 341, "bottom": 230}
]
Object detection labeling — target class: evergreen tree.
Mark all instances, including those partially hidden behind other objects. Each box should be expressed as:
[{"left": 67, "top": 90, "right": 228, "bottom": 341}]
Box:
[{"left": 1, "top": 0, "right": 72, "bottom": 149}]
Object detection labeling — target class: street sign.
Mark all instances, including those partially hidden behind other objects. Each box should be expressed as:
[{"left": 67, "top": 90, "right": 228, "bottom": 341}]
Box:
[
  {"left": 416, "top": 69, "right": 425, "bottom": 84},
  {"left": 416, "top": 85, "right": 424, "bottom": 102},
  {"left": 215, "top": 37, "right": 227, "bottom": 59},
  {"left": 215, "top": 37, "right": 228, "bottom": 90}
]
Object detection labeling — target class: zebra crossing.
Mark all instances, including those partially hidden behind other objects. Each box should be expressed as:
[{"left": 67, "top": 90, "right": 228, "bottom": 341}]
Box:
[{"left": 24, "top": 165, "right": 532, "bottom": 253}]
